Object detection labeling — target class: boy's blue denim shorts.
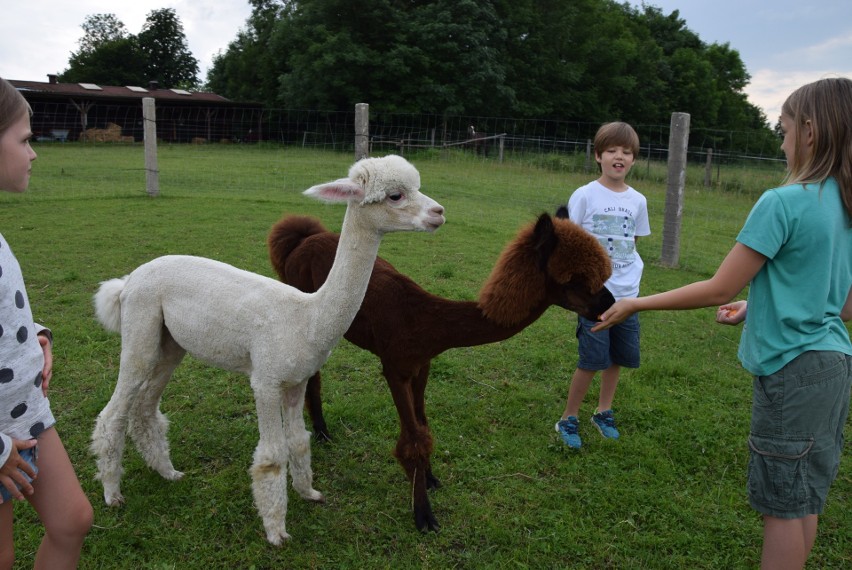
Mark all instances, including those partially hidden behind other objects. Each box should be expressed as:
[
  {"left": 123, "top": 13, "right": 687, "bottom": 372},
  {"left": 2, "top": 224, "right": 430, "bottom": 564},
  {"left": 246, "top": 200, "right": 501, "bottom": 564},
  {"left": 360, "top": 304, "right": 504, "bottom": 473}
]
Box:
[
  {"left": 747, "top": 351, "right": 851, "bottom": 518},
  {"left": 0, "top": 445, "right": 38, "bottom": 503},
  {"left": 576, "top": 314, "right": 640, "bottom": 370}
]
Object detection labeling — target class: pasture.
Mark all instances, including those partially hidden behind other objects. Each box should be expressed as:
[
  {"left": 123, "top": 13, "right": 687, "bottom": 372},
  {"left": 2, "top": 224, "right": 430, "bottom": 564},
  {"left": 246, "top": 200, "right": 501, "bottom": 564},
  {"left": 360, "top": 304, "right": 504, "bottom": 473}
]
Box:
[{"left": 4, "top": 144, "right": 849, "bottom": 568}]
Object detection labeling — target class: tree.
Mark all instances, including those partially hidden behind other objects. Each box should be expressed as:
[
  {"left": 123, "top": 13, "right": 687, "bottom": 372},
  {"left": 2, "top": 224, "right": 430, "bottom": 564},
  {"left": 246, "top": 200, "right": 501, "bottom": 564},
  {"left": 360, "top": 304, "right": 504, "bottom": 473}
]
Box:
[
  {"left": 493, "top": 0, "right": 587, "bottom": 118},
  {"left": 60, "top": 14, "right": 147, "bottom": 85},
  {"left": 207, "top": 0, "right": 287, "bottom": 102},
  {"left": 137, "top": 8, "right": 200, "bottom": 89},
  {"left": 60, "top": 9, "right": 199, "bottom": 89},
  {"left": 261, "top": 0, "right": 511, "bottom": 114},
  {"left": 566, "top": 0, "right": 664, "bottom": 123},
  {"left": 60, "top": 37, "right": 147, "bottom": 85},
  {"left": 394, "top": 0, "right": 512, "bottom": 115},
  {"left": 206, "top": 0, "right": 777, "bottom": 153},
  {"left": 75, "top": 13, "right": 129, "bottom": 56}
]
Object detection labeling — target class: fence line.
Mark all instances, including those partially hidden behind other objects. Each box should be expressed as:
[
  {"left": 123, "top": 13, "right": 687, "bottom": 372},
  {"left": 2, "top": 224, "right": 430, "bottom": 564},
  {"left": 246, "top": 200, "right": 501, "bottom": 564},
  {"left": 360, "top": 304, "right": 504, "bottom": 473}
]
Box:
[
  {"left": 28, "top": 99, "right": 784, "bottom": 166},
  {"left": 37, "top": 98, "right": 787, "bottom": 271}
]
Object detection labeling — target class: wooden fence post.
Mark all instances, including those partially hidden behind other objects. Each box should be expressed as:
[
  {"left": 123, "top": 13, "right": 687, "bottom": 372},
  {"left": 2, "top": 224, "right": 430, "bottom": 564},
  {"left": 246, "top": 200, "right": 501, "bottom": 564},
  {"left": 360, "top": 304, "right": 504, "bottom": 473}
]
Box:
[
  {"left": 704, "top": 147, "right": 713, "bottom": 188},
  {"left": 584, "top": 139, "right": 592, "bottom": 173},
  {"left": 661, "top": 112, "right": 690, "bottom": 267},
  {"left": 142, "top": 97, "right": 159, "bottom": 197},
  {"left": 355, "top": 103, "right": 369, "bottom": 160}
]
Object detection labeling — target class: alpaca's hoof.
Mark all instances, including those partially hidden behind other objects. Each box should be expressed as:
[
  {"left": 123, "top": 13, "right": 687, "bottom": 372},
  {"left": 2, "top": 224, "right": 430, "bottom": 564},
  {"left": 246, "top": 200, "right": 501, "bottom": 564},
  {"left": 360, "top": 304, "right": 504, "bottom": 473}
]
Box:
[
  {"left": 414, "top": 505, "right": 440, "bottom": 533},
  {"left": 313, "top": 428, "right": 332, "bottom": 443},
  {"left": 265, "top": 529, "right": 292, "bottom": 546},
  {"left": 104, "top": 491, "right": 125, "bottom": 507},
  {"left": 305, "top": 489, "right": 325, "bottom": 503},
  {"left": 162, "top": 469, "right": 184, "bottom": 481}
]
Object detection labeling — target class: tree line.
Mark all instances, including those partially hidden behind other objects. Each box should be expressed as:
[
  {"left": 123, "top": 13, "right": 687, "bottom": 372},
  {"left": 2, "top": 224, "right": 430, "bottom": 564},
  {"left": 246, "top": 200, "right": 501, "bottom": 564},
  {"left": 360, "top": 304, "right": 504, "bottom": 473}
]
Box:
[
  {"left": 59, "top": 9, "right": 199, "bottom": 91},
  {"left": 59, "top": 1, "right": 780, "bottom": 155}
]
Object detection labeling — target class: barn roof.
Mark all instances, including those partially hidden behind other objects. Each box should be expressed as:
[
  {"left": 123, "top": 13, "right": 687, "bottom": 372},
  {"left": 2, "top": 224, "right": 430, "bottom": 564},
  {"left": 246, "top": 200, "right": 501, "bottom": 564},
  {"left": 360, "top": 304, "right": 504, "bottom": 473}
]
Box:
[{"left": 9, "top": 76, "right": 242, "bottom": 105}]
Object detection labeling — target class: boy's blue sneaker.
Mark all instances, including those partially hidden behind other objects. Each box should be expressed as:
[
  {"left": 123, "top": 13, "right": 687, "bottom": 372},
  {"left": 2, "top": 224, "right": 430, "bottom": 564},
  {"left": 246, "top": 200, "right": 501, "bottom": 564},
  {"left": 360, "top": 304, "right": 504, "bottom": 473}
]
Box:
[
  {"left": 591, "top": 409, "right": 620, "bottom": 440},
  {"left": 555, "top": 416, "right": 582, "bottom": 449}
]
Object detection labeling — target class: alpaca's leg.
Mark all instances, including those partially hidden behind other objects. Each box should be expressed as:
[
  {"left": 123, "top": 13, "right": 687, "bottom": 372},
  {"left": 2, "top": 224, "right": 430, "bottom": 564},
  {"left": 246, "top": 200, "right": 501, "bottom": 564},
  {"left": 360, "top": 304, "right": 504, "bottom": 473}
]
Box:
[
  {"left": 283, "top": 380, "right": 324, "bottom": 502},
  {"left": 387, "top": 368, "right": 437, "bottom": 532},
  {"left": 128, "top": 336, "right": 186, "bottom": 481},
  {"left": 91, "top": 308, "right": 168, "bottom": 507},
  {"left": 91, "top": 390, "right": 130, "bottom": 507},
  {"left": 412, "top": 364, "right": 440, "bottom": 490},
  {"left": 91, "top": 355, "right": 159, "bottom": 506},
  {"left": 304, "top": 371, "right": 331, "bottom": 442},
  {"left": 249, "top": 381, "right": 291, "bottom": 546}
]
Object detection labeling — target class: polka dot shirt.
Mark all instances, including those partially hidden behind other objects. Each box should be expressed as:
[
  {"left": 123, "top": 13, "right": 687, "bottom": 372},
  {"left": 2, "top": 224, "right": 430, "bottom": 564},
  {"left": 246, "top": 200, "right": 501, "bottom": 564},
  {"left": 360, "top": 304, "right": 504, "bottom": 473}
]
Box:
[{"left": 0, "top": 234, "right": 55, "bottom": 467}]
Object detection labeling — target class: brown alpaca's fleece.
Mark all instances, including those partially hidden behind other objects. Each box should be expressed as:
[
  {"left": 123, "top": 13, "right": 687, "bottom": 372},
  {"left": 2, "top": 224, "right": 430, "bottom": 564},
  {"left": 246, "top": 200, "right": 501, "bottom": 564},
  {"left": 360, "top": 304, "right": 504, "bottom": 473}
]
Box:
[
  {"left": 478, "top": 216, "right": 612, "bottom": 326},
  {"left": 267, "top": 213, "right": 613, "bottom": 533}
]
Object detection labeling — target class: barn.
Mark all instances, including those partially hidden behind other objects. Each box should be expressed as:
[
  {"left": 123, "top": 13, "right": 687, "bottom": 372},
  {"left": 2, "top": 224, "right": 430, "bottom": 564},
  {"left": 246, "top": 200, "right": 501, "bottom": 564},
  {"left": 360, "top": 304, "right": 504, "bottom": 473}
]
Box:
[{"left": 9, "top": 75, "right": 263, "bottom": 143}]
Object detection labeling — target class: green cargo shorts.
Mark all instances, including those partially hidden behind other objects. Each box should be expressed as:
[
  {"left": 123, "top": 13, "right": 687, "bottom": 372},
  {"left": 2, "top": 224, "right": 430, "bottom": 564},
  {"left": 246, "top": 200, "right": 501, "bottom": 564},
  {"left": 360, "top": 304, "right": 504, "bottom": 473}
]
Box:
[{"left": 747, "top": 351, "right": 851, "bottom": 519}]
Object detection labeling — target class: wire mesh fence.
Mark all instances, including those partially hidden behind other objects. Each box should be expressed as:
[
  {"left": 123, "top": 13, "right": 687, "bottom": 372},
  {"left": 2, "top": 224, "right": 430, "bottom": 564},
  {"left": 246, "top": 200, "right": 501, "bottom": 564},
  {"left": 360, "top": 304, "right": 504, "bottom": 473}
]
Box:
[
  {"left": 28, "top": 99, "right": 785, "bottom": 169},
  {"left": 21, "top": 98, "right": 788, "bottom": 276}
]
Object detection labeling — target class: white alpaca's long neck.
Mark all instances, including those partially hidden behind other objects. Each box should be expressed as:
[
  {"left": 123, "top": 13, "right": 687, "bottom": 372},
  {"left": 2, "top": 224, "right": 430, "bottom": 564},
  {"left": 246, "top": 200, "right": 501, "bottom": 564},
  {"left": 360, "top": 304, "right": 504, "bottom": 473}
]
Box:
[{"left": 311, "top": 203, "right": 382, "bottom": 338}]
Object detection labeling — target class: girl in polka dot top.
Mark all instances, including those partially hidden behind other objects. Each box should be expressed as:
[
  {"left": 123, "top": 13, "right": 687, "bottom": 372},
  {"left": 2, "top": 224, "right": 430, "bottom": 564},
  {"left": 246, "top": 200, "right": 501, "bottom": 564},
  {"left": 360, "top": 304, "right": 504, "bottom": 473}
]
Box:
[{"left": 0, "top": 77, "right": 92, "bottom": 569}]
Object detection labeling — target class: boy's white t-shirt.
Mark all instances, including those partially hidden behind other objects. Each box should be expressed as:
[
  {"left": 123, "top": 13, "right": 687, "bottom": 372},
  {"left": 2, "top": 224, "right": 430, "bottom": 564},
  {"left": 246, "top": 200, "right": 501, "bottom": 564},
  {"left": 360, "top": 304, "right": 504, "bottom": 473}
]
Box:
[{"left": 567, "top": 180, "right": 651, "bottom": 299}]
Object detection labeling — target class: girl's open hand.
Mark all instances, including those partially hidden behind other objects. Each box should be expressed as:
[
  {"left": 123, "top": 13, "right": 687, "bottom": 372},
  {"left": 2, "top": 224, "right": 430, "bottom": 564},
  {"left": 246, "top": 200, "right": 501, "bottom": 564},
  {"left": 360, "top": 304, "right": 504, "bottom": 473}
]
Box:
[
  {"left": 716, "top": 300, "right": 747, "bottom": 325},
  {"left": 0, "top": 439, "right": 37, "bottom": 502}
]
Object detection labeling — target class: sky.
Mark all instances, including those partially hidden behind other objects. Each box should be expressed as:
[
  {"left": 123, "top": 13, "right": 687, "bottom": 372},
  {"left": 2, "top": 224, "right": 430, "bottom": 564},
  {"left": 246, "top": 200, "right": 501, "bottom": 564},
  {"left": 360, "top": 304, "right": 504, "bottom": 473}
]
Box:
[
  {"left": 1, "top": 0, "right": 851, "bottom": 125},
  {"left": 626, "top": 0, "right": 852, "bottom": 123}
]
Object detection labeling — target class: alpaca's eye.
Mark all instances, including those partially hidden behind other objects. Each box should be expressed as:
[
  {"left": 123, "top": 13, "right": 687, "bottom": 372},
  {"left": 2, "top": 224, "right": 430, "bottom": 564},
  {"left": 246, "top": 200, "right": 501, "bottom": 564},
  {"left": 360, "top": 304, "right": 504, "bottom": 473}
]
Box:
[{"left": 388, "top": 192, "right": 403, "bottom": 202}]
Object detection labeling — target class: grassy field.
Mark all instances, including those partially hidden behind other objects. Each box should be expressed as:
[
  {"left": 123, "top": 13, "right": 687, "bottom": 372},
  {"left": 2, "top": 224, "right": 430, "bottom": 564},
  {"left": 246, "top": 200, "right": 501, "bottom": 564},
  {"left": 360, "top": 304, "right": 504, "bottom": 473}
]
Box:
[{"left": 3, "top": 144, "right": 849, "bottom": 569}]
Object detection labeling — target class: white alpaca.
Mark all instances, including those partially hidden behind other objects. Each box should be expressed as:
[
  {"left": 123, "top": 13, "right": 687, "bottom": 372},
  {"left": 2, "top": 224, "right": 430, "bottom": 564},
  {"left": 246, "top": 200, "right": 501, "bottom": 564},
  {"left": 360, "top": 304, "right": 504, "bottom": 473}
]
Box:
[{"left": 90, "top": 155, "right": 444, "bottom": 545}]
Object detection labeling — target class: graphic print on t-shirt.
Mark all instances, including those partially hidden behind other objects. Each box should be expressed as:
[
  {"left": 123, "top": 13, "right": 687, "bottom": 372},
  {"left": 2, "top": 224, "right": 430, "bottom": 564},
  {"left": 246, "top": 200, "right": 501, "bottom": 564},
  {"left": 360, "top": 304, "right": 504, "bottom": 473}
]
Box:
[{"left": 591, "top": 213, "right": 636, "bottom": 265}]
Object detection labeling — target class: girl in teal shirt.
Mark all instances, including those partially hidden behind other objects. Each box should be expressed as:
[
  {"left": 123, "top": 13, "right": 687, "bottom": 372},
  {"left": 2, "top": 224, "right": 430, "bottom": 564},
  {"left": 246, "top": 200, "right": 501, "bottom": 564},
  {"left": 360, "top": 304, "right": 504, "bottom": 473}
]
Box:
[{"left": 593, "top": 77, "right": 852, "bottom": 570}]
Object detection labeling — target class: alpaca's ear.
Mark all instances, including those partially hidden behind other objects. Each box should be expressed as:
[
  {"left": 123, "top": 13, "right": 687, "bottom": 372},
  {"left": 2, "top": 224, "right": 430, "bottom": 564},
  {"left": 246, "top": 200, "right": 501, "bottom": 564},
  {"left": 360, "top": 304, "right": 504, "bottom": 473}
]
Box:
[
  {"left": 303, "top": 178, "right": 366, "bottom": 203},
  {"left": 555, "top": 205, "right": 569, "bottom": 219},
  {"left": 532, "top": 213, "right": 557, "bottom": 271}
]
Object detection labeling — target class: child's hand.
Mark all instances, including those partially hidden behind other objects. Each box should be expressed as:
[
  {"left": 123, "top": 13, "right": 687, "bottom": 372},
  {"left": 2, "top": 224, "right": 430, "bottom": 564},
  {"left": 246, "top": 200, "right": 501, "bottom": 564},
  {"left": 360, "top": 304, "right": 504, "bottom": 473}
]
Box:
[
  {"left": 591, "top": 298, "right": 638, "bottom": 332},
  {"left": 716, "top": 300, "right": 747, "bottom": 325},
  {"left": 38, "top": 333, "right": 52, "bottom": 397},
  {"left": 0, "top": 439, "right": 37, "bottom": 502}
]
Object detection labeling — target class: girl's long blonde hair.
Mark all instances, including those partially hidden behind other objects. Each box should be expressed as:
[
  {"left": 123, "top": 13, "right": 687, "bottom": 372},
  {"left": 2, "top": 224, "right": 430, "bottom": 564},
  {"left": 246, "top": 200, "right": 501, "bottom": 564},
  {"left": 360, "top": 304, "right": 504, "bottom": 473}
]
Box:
[
  {"left": 0, "top": 77, "right": 31, "bottom": 138},
  {"left": 781, "top": 77, "right": 852, "bottom": 220}
]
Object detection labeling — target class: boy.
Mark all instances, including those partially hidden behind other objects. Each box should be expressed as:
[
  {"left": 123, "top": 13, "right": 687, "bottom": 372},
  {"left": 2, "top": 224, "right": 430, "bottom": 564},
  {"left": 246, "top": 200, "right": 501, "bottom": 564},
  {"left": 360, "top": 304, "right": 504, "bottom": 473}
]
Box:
[{"left": 555, "top": 121, "right": 650, "bottom": 449}]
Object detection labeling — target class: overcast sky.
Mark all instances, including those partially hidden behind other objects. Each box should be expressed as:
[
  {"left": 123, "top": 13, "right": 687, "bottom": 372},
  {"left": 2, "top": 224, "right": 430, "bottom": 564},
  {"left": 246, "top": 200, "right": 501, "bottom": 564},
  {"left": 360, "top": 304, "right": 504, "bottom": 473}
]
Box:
[
  {"left": 2, "top": 1, "right": 850, "bottom": 123},
  {"left": 627, "top": 0, "right": 852, "bottom": 123}
]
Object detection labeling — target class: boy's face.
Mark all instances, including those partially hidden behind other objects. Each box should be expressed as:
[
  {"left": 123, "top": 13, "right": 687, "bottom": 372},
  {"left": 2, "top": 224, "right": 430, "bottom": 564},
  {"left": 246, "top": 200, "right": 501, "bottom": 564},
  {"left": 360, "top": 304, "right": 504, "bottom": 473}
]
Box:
[
  {"left": 595, "top": 145, "right": 635, "bottom": 185},
  {"left": 0, "top": 111, "right": 36, "bottom": 193}
]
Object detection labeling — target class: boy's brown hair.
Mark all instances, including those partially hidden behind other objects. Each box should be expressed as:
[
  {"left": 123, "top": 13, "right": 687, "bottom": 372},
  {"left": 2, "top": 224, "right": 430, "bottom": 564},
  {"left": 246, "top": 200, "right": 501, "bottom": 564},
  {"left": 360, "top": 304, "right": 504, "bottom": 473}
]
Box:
[{"left": 593, "top": 122, "right": 640, "bottom": 157}]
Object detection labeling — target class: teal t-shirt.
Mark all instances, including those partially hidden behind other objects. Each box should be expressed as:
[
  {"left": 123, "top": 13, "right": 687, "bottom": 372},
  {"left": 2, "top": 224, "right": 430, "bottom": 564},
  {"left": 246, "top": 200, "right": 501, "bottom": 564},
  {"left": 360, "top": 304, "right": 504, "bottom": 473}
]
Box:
[{"left": 736, "top": 178, "right": 852, "bottom": 376}]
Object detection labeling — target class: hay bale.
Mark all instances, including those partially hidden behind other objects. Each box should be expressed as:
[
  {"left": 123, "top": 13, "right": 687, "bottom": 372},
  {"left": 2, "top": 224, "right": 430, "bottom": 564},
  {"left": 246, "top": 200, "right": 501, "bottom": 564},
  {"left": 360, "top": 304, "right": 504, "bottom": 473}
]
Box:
[{"left": 80, "top": 123, "right": 127, "bottom": 143}]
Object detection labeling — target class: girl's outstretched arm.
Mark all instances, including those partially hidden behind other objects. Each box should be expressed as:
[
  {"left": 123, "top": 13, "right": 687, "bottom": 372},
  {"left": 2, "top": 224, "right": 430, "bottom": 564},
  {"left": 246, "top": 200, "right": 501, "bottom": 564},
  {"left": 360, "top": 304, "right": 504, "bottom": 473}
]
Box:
[{"left": 592, "top": 243, "right": 766, "bottom": 332}]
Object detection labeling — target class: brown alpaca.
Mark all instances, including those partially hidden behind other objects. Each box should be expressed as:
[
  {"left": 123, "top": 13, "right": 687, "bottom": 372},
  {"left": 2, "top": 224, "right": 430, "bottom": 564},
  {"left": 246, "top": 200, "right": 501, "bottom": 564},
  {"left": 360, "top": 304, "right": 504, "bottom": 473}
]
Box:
[{"left": 267, "top": 213, "right": 614, "bottom": 532}]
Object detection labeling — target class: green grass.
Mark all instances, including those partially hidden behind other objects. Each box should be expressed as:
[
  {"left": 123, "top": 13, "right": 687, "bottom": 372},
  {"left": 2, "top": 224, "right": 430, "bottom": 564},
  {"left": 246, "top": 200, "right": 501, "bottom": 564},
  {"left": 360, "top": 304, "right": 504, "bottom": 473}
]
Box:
[{"left": 4, "top": 144, "right": 849, "bottom": 569}]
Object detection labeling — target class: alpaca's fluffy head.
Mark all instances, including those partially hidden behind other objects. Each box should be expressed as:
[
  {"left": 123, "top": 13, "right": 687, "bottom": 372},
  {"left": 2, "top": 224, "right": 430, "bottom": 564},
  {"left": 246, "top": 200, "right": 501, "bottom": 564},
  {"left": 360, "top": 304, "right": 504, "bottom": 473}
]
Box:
[
  {"left": 348, "top": 155, "right": 421, "bottom": 205},
  {"left": 545, "top": 217, "right": 611, "bottom": 290},
  {"left": 303, "top": 155, "right": 420, "bottom": 206},
  {"left": 478, "top": 213, "right": 613, "bottom": 325},
  {"left": 302, "top": 155, "right": 445, "bottom": 233}
]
